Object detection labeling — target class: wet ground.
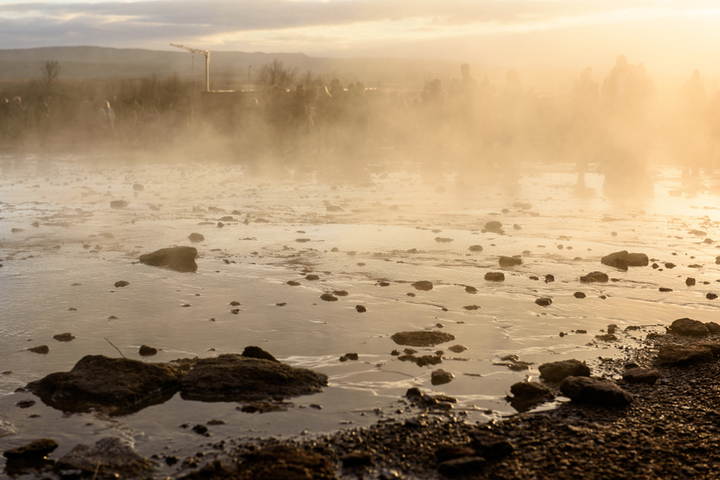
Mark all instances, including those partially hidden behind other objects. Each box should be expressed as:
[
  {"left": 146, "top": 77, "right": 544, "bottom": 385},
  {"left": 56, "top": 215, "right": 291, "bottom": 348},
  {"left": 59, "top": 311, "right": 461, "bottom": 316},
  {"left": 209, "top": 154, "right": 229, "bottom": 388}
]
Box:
[{"left": 1, "top": 153, "right": 720, "bottom": 476}]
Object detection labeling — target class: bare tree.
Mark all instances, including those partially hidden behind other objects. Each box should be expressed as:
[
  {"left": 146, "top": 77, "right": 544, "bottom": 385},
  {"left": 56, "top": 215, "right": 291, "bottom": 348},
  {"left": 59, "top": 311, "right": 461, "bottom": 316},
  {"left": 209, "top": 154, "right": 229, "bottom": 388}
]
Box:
[
  {"left": 256, "top": 60, "right": 298, "bottom": 89},
  {"left": 41, "top": 60, "right": 62, "bottom": 95}
]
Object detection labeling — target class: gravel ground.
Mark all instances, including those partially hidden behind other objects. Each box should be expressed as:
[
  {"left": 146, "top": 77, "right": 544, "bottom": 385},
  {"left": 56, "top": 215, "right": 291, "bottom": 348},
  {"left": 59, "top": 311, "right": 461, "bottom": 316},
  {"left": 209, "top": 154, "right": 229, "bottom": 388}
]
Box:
[{"left": 175, "top": 331, "right": 720, "bottom": 480}]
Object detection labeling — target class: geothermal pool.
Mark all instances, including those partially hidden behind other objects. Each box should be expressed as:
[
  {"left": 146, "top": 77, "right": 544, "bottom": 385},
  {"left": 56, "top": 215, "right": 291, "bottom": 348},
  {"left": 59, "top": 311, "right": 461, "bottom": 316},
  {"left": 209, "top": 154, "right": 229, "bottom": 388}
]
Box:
[{"left": 1, "top": 154, "right": 719, "bottom": 474}]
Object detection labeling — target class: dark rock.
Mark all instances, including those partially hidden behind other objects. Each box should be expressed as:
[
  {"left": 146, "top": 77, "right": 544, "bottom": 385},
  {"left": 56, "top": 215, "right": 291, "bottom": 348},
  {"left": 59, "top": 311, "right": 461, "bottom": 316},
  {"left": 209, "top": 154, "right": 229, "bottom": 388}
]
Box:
[
  {"left": 468, "top": 245, "right": 483, "bottom": 252},
  {"left": 465, "top": 285, "right": 478, "bottom": 293},
  {"left": 665, "top": 263, "right": 676, "bottom": 269},
  {"left": 435, "top": 237, "right": 453, "bottom": 243},
  {"left": 623, "top": 367, "right": 660, "bottom": 384},
  {"left": 510, "top": 379, "right": 550, "bottom": 399},
  {"left": 139, "top": 246, "right": 198, "bottom": 273},
  {"left": 412, "top": 280, "right": 433, "bottom": 291},
  {"left": 398, "top": 354, "right": 443, "bottom": 367},
  {"left": 471, "top": 435, "right": 515, "bottom": 461},
  {"left": 431, "top": 369, "right": 454, "bottom": 385},
  {"left": 179, "top": 354, "right": 328, "bottom": 402},
  {"left": 55, "top": 437, "right": 156, "bottom": 477},
  {"left": 686, "top": 277, "right": 696, "bottom": 286},
  {"left": 53, "top": 333, "right": 75, "bottom": 342},
  {"left": 448, "top": 345, "right": 467, "bottom": 353},
  {"left": 659, "top": 287, "right": 673, "bottom": 292},
  {"left": 333, "top": 290, "right": 349, "bottom": 296},
  {"left": 484, "top": 272, "right": 505, "bottom": 282},
  {"left": 499, "top": 256, "right": 522, "bottom": 267},
  {"left": 669, "top": 318, "right": 709, "bottom": 336},
  {"left": 560, "top": 376, "right": 633, "bottom": 407},
  {"left": 535, "top": 297, "right": 552, "bottom": 307},
  {"left": 320, "top": 293, "right": 338, "bottom": 301},
  {"left": 114, "top": 280, "right": 129, "bottom": 288},
  {"left": 494, "top": 355, "right": 533, "bottom": 371},
  {"left": 574, "top": 292, "right": 586, "bottom": 298},
  {"left": 595, "top": 334, "right": 617, "bottom": 341},
  {"left": 26, "top": 355, "right": 182, "bottom": 414},
  {"left": 463, "top": 305, "right": 480, "bottom": 310},
  {"left": 601, "top": 250, "right": 649, "bottom": 270},
  {"left": 391, "top": 331, "right": 455, "bottom": 347},
  {"left": 138, "top": 345, "right": 157, "bottom": 357},
  {"left": 110, "top": 200, "right": 128, "bottom": 209},
  {"left": 580, "top": 271, "right": 609, "bottom": 283},
  {"left": 305, "top": 274, "right": 320, "bottom": 281},
  {"left": 708, "top": 293, "right": 718, "bottom": 300},
  {"left": 3, "top": 438, "right": 58, "bottom": 461},
  {"left": 286, "top": 280, "right": 301, "bottom": 286},
  {"left": 539, "top": 359, "right": 590, "bottom": 382},
  {"left": 545, "top": 274, "right": 555, "bottom": 283},
  {"left": 656, "top": 344, "right": 714, "bottom": 366},
  {"left": 438, "top": 457, "right": 487, "bottom": 477},
  {"left": 28, "top": 345, "right": 49, "bottom": 354},
  {"left": 242, "top": 346, "right": 279, "bottom": 363},
  {"left": 355, "top": 305, "right": 367, "bottom": 313},
  {"left": 342, "top": 451, "right": 374, "bottom": 467},
  {"left": 705, "top": 322, "right": 720, "bottom": 334},
  {"left": 192, "top": 424, "right": 209, "bottom": 435},
  {"left": 16, "top": 399, "right": 35, "bottom": 408},
  {"left": 485, "top": 221, "right": 503, "bottom": 233},
  {"left": 188, "top": 233, "right": 204, "bottom": 243},
  {"left": 239, "top": 402, "right": 290, "bottom": 413}
]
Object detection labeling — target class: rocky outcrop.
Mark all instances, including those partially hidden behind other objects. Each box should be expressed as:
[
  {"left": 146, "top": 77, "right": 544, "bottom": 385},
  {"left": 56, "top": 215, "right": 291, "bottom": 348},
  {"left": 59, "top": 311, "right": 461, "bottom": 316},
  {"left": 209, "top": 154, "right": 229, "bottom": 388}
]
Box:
[
  {"left": 539, "top": 359, "right": 590, "bottom": 382},
  {"left": 139, "top": 246, "right": 198, "bottom": 272},
  {"left": 55, "top": 437, "right": 156, "bottom": 478},
  {"left": 26, "top": 355, "right": 182, "bottom": 414},
  {"left": 179, "top": 354, "right": 327, "bottom": 402},
  {"left": 560, "top": 376, "right": 633, "bottom": 407},
  {"left": 391, "top": 331, "right": 455, "bottom": 347}
]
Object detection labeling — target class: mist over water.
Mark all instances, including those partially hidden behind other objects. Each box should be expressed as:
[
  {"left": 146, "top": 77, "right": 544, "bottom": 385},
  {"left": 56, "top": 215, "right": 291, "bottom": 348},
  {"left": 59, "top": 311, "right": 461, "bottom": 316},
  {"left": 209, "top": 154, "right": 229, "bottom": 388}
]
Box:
[{"left": 2, "top": 54, "right": 720, "bottom": 474}]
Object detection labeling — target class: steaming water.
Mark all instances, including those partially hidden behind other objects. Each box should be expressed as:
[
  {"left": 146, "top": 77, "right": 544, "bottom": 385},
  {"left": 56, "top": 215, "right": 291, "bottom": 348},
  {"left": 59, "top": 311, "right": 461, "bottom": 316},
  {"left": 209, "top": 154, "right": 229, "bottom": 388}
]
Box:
[{"left": 1, "top": 154, "right": 719, "bottom": 472}]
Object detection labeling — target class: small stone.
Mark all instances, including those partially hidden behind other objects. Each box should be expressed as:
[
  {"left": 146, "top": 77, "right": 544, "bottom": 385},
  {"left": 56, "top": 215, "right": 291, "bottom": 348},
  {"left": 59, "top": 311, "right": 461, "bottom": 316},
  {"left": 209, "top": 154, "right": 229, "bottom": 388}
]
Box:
[
  {"left": 110, "top": 200, "right": 128, "bottom": 209},
  {"left": 431, "top": 369, "right": 454, "bottom": 385},
  {"left": 188, "top": 233, "right": 205, "bottom": 243},
  {"left": 53, "top": 333, "right": 75, "bottom": 342},
  {"left": 320, "top": 293, "right": 338, "bottom": 302},
  {"left": 498, "top": 256, "right": 522, "bottom": 267},
  {"left": 139, "top": 345, "right": 157, "bottom": 357},
  {"left": 574, "top": 292, "right": 586, "bottom": 299},
  {"left": 484, "top": 272, "right": 505, "bottom": 282},
  {"left": 580, "top": 271, "right": 608, "bottom": 283},
  {"left": 448, "top": 345, "right": 467, "bottom": 353},
  {"left": 114, "top": 280, "right": 129, "bottom": 288},
  {"left": 539, "top": 359, "right": 590, "bottom": 382},
  {"left": 623, "top": 367, "right": 660, "bottom": 384},
  {"left": 468, "top": 245, "right": 483, "bottom": 252},
  {"left": 412, "top": 280, "right": 433, "bottom": 291},
  {"left": 28, "top": 345, "right": 49, "bottom": 354},
  {"left": 708, "top": 293, "right": 718, "bottom": 300},
  {"left": 465, "top": 285, "right": 477, "bottom": 293},
  {"left": 355, "top": 305, "right": 367, "bottom": 313},
  {"left": 535, "top": 297, "right": 552, "bottom": 307},
  {"left": 686, "top": 277, "right": 696, "bottom": 286}
]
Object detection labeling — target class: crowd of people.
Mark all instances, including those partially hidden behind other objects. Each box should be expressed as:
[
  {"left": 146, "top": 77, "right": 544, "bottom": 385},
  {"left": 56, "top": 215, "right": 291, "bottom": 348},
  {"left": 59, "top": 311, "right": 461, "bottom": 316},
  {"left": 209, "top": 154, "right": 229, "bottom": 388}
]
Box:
[{"left": 2, "top": 55, "right": 720, "bottom": 180}]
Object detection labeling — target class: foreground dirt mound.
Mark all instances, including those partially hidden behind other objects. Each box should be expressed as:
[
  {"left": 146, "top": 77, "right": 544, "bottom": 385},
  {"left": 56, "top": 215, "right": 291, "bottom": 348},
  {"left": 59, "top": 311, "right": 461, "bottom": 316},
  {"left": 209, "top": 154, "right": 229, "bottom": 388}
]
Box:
[
  {"left": 179, "top": 354, "right": 328, "bottom": 402},
  {"left": 139, "top": 246, "right": 198, "bottom": 272},
  {"left": 56, "top": 437, "right": 156, "bottom": 478},
  {"left": 26, "top": 355, "right": 182, "bottom": 414}
]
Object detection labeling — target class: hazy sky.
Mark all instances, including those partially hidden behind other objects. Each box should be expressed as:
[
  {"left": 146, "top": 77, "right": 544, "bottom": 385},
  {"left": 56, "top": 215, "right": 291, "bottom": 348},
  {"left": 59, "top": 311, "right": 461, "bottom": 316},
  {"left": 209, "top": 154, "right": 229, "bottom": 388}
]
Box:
[{"left": 1, "top": 0, "right": 719, "bottom": 73}]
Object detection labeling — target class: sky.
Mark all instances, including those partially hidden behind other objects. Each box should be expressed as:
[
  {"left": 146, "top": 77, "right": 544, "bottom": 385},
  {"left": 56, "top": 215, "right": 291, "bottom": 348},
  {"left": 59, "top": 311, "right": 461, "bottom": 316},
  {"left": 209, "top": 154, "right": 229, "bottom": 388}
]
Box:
[{"left": 1, "top": 0, "right": 720, "bottom": 74}]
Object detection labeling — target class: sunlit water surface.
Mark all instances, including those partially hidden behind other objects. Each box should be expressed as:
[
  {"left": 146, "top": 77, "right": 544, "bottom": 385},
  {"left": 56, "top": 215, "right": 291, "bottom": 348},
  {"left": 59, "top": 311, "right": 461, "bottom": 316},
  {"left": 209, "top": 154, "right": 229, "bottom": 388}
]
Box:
[{"left": 1, "top": 154, "right": 719, "bottom": 474}]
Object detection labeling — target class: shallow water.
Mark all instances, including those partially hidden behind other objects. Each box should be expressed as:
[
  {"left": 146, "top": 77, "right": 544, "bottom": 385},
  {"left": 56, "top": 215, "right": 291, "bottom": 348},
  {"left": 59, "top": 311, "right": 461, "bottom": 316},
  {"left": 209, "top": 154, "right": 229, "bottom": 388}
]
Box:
[{"left": 1, "top": 154, "right": 720, "bottom": 474}]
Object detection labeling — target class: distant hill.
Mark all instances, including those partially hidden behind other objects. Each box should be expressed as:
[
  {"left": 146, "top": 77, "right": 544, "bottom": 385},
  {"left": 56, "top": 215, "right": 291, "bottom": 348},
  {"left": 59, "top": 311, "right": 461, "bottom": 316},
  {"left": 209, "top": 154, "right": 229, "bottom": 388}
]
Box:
[{"left": 0, "top": 46, "right": 479, "bottom": 89}]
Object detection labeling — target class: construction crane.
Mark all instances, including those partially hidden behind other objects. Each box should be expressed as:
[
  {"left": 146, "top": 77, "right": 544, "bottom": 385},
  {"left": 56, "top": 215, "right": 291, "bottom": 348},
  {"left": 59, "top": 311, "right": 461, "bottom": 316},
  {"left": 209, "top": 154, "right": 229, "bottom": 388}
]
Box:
[{"left": 171, "top": 43, "right": 210, "bottom": 92}]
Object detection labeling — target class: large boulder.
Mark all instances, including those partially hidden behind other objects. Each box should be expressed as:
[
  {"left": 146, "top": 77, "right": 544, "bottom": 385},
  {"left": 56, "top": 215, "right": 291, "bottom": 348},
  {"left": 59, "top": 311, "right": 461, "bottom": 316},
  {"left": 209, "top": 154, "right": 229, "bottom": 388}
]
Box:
[
  {"left": 139, "top": 246, "right": 198, "bottom": 272},
  {"left": 55, "top": 437, "right": 156, "bottom": 478},
  {"left": 391, "top": 331, "right": 455, "bottom": 347},
  {"left": 179, "top": 354, "right": 328, "bottom": 402},
  {"left": 656, "top": 344, "right": 714, "bottom": 366},
  {"left": 26, "top": 355, "right": 182, "bottom": 414},
  {"left": 560, "top": 376, "right": 633, "bottom": 407},
  {"left": 539, "top": 359, "right": 590, "bottom": 382},
  {"left": 668, "top": 318, "right": 709, "bottom": 337},
  {"left": 601, "top": 251, "right": 649, "bottom": 270}
]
